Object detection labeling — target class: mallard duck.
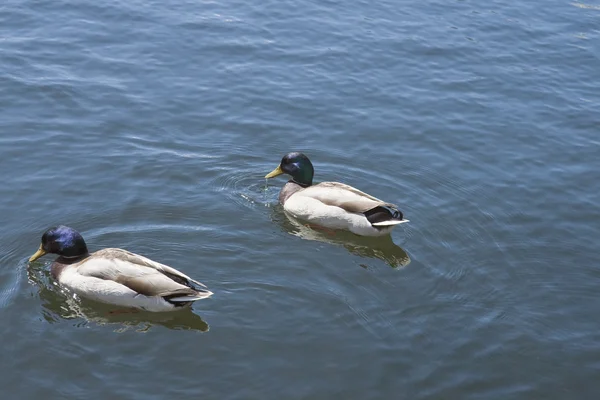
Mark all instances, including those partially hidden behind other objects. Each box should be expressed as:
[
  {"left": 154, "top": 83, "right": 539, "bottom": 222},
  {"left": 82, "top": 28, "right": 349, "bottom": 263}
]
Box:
[
  {"left": 265, "top": 152, "right": 409, "bottom": 237},
  {"left": 29, "top": 226, "right": 212, "bottom": 312}
]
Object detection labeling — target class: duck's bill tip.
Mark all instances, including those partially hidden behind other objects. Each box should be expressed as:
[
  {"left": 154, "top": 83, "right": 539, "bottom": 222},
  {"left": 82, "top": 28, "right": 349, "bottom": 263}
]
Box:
[
  {"left": 29, "top": 246, "right": 47, "bottom": 262},
  {"left": 265, "top": 165, "right": 284, "bottom": 179}
]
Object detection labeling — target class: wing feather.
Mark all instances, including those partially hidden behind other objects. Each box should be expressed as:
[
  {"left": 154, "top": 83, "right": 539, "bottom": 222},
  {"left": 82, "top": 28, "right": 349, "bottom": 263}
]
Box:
[
  {"left": 299, "top": 182, "right": 398, "bottom": 213},
  {"left": 77, "top": 249, "right": 210, "bottom": 298}
]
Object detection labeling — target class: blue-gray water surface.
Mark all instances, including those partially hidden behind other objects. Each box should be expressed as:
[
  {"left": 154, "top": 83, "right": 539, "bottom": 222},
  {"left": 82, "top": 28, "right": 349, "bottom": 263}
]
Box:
[{"left": 1, "top": 0, "right": 599, "bottom": 398}]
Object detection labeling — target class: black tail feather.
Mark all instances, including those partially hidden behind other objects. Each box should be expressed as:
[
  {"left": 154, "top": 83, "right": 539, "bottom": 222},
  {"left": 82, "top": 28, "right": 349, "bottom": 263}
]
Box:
[{"left": 364, "top": 206, "right": 403, "bottom": 225}]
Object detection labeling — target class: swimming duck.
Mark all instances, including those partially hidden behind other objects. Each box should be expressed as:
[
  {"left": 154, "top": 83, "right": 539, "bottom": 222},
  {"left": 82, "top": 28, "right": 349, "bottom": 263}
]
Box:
[
  {"left": 265, "top": 152, "right": 409, "bottom": 237},
  {"left": 29, "top": 226, "right": 212, "bottom": 312}
]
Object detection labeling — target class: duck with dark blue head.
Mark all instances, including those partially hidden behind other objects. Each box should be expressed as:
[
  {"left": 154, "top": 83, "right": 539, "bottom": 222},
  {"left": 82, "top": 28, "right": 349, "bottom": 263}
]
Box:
[{"left": 29, "top": 225, "right": 212, "bottom": 312}]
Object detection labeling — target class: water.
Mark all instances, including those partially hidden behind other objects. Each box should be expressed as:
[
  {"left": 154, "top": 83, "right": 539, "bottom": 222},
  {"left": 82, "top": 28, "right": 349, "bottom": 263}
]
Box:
[{"left": 1, "top": 0, "right": 599, "bottom": 397}]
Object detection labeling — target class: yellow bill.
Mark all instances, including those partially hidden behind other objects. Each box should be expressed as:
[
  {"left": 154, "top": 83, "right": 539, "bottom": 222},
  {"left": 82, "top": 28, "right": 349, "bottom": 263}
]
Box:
[
  {"left": 29, "top": 245, "right": 47, "bottom": 262},
  {"left": 265, "top": 165, "right": 284, "bottom": 179}
]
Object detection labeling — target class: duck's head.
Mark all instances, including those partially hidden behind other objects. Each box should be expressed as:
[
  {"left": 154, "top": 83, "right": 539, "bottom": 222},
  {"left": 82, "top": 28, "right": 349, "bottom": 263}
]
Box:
[
  {"left": 265, "top": 152, "right": 314, "bottom": 186},
  {"left": 29, "top": 226, "right": 89, "bottom": 262}
]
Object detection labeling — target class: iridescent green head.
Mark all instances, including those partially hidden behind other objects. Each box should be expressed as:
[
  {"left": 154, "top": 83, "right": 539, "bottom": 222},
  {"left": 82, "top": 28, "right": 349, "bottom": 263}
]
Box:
[{"left": 265, "top": 152, "right": 314, "bottom": 187}]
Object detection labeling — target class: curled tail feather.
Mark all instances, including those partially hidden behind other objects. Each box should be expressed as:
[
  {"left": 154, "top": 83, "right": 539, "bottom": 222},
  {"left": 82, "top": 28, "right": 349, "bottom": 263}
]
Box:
[{"left": 364, "top": 206, "right": 408, "bottom": 227}]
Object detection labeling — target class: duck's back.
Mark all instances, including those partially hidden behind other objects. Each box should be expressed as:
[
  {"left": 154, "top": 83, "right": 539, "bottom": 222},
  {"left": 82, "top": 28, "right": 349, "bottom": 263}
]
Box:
[{"left": 295, "top": 181, "right": 396, "bottom": 213}]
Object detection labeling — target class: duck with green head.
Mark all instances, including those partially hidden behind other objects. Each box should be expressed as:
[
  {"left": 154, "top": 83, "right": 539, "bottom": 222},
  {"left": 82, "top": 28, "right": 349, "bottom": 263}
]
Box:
[
  {"left": 29, "top": 226, "right": 212, "bottom": 312},
  {"left": 265, "top": 152, "right": 409, "bottom": 236}
]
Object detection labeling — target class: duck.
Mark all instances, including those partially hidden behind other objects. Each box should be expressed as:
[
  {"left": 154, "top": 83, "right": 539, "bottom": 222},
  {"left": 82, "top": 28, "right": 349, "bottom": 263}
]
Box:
[
  {"left": 265, "top": 152, "right": 409, "bottom": 237},
  {"left": 28, "top": 226, "right": 212, "bottom": 312}
]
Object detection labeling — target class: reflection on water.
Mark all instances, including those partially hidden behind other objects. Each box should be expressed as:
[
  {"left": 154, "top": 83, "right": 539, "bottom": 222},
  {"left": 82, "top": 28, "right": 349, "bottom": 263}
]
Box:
[
  {"left": 26, "top": 262, "right": 209, "bottom": 333},
  {"left": 270, "top": 207, "right": 411, "bottom": 268}
]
